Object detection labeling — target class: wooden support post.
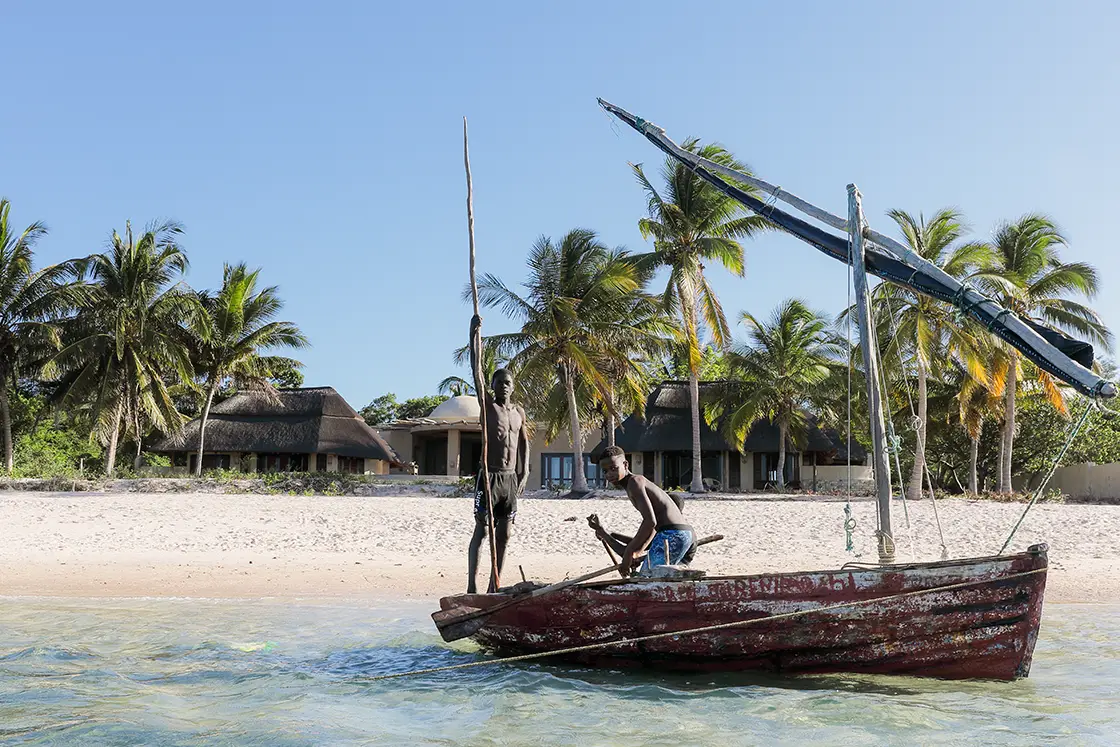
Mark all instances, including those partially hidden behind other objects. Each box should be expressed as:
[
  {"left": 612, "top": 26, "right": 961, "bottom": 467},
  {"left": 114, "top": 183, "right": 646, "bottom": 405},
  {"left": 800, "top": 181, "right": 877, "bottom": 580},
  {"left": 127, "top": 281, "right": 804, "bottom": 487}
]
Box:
[{"left": 848, "top": 184, "right": 895, "bottom": 564}]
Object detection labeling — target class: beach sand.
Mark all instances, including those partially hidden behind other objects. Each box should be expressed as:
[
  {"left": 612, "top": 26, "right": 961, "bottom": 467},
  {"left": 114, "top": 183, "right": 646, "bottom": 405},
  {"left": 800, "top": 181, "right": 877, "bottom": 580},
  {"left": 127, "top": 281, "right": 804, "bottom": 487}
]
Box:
[{"left": 2, "top": 489, "right": 1117, "bottom": 603}]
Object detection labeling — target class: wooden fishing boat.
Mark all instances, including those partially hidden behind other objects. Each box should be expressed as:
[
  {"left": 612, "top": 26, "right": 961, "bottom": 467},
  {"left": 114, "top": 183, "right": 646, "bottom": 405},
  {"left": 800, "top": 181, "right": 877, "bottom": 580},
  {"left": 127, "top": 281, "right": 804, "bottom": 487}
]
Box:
[
  {"left": 436, "top": 545, "right": 1048, "bottom": 681},
  {"left": 430, "top": 101, "right": 1108, "bottom": 684}
]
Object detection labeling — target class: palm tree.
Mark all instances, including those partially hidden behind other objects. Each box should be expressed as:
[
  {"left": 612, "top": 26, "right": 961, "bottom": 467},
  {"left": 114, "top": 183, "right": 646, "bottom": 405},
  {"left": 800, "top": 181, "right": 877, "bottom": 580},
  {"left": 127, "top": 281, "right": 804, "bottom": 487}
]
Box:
[
  {"left": 633, "top": 139, "right": 770, "bottom": 492},
  {"left": 975, "top": 214, "right": 1111, "bottom": 492},
  {"left": 190, "top": 263, "right": 308, "bottom": 475},
  {"left": 474, "top": 229, "right": 672, "bottom": 492},
  {"left": 442, "top": 342, "right": 501, "bottom": 397},
  {"left": 598, "top": 354, "right": 655, "bottom": 450},
  {"left": 53, "top": 221, "right": 198, "bottom": 475},
  {"left": 709, "top": 299, "right": 841, "bottom": 489},
  {"left": 592, "top": 259, "right": 669, "bottom": 450},
  {"left": 874, "top": 209, "right": 992, "bottom": 500},
  {"left": 536, "top": 289, "right": 670, "bottom": 453},
  {"left": 956, "top": 369, "right": 1002, "bottom": 494},
  {"left": 0, "top": 199, "right": 86, "bottom": 474}
]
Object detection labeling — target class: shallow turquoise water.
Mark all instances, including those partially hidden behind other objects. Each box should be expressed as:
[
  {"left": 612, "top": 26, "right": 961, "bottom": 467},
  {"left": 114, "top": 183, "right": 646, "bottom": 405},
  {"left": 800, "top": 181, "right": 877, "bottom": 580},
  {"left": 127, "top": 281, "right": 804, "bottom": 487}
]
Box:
[{"left": 0, "top": 598, "right": 1116, "bottom": 746}]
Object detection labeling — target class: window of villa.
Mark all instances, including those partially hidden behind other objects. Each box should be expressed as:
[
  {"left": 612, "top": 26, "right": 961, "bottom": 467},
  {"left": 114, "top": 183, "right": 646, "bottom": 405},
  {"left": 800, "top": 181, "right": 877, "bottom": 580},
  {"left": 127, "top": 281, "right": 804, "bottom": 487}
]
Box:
[
  {"left": 539, "top": 454, "right": 604, "bottom": 489},
  {"left": 337, "top": 456, "right": 365, "bottom": 474},
  {"left": 257, "top": 453, "right": 309, "bottom": 473}
]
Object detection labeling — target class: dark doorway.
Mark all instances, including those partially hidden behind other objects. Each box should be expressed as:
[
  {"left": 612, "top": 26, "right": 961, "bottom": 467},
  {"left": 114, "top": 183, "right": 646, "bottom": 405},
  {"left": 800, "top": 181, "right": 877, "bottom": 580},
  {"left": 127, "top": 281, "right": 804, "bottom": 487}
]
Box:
[
  {"left": 422, "top": 436, "right": 447, "bottom": 476},
  {"left": 661, "top": 451, "right": 723, "bottom": 490},
  {"left": 753, "top": 452, "right": 801, "bottom": 489},
  {"left": 461, "top": 433, "right": 483, "bottom": 476},
  {"left": 729, "top": 451, "right": 741, "bottom": 490},
  {"left": 190, "top": 453, "right": 231, "bottom": 473}
]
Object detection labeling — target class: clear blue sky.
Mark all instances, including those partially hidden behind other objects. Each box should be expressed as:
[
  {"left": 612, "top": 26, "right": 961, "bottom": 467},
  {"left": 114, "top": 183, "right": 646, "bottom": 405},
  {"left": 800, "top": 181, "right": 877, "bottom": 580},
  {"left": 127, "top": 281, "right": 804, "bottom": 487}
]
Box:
[{"left": 5, "top": 1, "right": 1118, "bottom": 409}]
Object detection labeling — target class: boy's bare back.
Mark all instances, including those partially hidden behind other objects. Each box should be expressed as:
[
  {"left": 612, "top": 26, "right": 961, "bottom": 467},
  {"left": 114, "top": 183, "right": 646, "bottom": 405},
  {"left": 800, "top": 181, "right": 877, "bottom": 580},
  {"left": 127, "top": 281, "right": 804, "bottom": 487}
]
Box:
[{"left": 624, "top": 474, "right": 686, "bottom": 527}]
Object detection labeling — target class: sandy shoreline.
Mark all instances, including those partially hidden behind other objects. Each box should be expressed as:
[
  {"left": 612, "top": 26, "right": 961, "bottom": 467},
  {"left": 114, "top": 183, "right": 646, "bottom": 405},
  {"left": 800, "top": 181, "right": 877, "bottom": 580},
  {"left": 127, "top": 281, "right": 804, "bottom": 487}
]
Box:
[{"left": 2, "top": 490, "right": 1118, "bottom": 604}]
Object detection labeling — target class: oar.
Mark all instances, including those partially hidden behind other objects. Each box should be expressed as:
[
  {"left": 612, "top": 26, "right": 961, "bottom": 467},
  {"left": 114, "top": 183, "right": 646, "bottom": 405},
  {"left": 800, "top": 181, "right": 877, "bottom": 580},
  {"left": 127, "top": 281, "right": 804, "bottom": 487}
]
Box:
[
  {"left": 435, "top": 534, "right": 728, "bottom": 642},
  {"left": 599, "top": 537, "right": 619, "bottom": 565},
  {"left": 433, "top": 561, "right": 632, "bottom": 642}
]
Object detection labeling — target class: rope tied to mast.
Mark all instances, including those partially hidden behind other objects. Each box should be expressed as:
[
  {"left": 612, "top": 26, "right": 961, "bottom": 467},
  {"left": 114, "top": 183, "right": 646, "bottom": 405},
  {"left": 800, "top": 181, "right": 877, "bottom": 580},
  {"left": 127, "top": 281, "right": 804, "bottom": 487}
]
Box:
[{"left": 843, "top": 502, "right": 856, "bottom": 552}]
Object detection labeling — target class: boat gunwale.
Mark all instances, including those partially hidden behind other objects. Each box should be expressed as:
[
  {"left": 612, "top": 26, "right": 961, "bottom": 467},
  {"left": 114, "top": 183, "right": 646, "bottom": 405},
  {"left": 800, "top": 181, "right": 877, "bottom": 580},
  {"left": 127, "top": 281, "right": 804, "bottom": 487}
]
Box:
[{"left": 440, "top": 545, "right": 1048, "bottom": 605}]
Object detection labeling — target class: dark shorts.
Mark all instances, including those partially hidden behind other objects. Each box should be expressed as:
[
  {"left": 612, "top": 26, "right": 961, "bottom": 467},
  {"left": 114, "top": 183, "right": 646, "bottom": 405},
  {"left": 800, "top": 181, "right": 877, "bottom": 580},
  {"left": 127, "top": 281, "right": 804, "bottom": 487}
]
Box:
[{"left": 474, "top": 470, "right": 518, "bottom": 523}]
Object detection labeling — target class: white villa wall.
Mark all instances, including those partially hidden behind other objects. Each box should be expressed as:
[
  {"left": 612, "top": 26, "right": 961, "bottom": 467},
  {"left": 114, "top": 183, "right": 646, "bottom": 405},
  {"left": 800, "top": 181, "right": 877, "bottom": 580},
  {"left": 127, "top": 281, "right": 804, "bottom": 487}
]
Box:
[
  {"left": 1017, "top": 462, "right": 1120, "bottom": 500},
  {"left": 810, "top": 464, "right": 875, "bottom": 494}
]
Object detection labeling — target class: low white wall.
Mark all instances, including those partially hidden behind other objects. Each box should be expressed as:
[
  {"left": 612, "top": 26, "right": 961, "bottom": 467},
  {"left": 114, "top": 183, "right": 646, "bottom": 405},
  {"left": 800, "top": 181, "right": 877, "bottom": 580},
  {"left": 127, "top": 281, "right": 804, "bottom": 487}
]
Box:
[
  {"left": 1021, "top": 462, "right": 1120, "bottom": 500},
  {"left": 376, "top": 473, "right": 462, "bottom": 484},
  {"left": 810, "top": 464, "right": 875, "bottom": 494}
]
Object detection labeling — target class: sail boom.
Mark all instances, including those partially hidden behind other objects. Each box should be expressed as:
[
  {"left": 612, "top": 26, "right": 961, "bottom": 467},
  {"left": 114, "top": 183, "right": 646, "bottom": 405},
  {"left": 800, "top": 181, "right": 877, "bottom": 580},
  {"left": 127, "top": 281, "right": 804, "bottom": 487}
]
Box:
[{"left": 598, "top": 98, "right": 1115, "bottom": 399}]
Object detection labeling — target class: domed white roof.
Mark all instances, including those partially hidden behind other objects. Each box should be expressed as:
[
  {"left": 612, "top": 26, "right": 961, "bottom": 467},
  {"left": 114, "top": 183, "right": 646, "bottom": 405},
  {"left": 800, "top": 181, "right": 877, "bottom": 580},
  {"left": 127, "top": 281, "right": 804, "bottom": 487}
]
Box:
[{"left": 427, "top": 395, "right": 480, "bottom": 421}]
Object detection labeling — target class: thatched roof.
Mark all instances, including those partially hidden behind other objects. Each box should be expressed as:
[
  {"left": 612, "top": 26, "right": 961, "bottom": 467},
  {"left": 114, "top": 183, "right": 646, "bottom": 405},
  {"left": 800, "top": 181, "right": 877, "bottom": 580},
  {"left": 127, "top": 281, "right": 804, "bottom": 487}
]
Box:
[
  {"left": 590, "top": 381, "right": 865, "bottom": 463},
  {"left": 607, "top": 382, "right": 732, "bottom": 454},
  {"left": 151, "top": 387, "right": 401, "bottom": 463}
]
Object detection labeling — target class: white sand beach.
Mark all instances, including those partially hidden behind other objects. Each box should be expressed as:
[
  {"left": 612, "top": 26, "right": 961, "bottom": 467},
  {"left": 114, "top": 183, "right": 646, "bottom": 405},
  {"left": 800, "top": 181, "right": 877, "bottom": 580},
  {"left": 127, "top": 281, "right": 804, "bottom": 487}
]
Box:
[{"left": 1, "top": 489, "right": 1117, "bottom": 603}]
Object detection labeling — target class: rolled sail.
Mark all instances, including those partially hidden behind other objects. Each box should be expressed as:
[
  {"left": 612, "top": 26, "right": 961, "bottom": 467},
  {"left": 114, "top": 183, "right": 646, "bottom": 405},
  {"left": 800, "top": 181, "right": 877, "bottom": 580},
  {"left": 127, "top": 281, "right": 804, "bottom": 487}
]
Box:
[{"left": 599, "top": 99, "right": 1113, "bottom": 399}]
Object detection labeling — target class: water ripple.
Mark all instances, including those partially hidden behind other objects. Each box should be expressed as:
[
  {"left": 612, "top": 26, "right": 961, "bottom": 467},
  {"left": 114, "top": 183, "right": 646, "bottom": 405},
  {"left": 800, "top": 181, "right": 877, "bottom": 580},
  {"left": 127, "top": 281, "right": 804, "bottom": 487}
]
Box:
[{"left": 0, "top": 599, "right": 1116, "bottom": 746}]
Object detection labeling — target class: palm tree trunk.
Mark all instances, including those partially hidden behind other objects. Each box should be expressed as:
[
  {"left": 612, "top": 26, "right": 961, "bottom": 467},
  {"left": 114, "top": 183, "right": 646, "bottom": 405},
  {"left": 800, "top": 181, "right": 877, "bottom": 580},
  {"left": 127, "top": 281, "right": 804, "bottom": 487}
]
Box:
[
  {"left": 996, "top": 419, "right": 1007, "bottom": 493},
  {"left": 969, "top": 432, "right": 980, "bottom": 495},
  {"left": 907, "top": 358, "right": 928, "bottom": 500},
  {"left": 1001, "top": 355, "right": 1018, "bottom": 493},
  {"left": 132, "top": 400, "right": 143, "bottom": 472},
  {"left": 776, "top": 419, "right": 788, "bottom": 489},
  {"left": 1, "top": 385, "right": 13, "bottom": 475},
  {"left": 688, "top": 369, "right": 705, "bottom": 493},
  {"left": 105, "top": 399, "right": 124, "bottom": 476},
  {"left": 195, "top": 383, "right": 218, "bottom": 477},
  {"left": 605, "top": 384, "right": 616, "bottom": 449},
  {"left": 563, "top": 368, "right": 588, "bottom": 493}
]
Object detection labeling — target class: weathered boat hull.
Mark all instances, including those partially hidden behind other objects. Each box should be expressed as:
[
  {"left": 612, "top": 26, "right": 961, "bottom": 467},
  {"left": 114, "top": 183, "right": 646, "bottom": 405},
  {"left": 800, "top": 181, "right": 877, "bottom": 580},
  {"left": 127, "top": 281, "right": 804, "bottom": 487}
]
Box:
[{"left": 436, "top": 545, "right": 1048, "bottom": 680}]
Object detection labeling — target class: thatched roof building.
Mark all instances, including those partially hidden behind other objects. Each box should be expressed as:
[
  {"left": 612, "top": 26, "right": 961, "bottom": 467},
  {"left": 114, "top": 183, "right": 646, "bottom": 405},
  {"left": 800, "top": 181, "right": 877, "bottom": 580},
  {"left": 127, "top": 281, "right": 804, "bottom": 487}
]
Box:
[
  {"left": 593, "top": 382, "right": 861, "bottom": 459},
  {"left": 589, "top": 381, "right": 866, "bottom": 490},
  {"left": 151, "top": 387, "right": 400, "bottom": 473},
  {"left": 374, "top": 395, "right": 485, "bottom": 477}
]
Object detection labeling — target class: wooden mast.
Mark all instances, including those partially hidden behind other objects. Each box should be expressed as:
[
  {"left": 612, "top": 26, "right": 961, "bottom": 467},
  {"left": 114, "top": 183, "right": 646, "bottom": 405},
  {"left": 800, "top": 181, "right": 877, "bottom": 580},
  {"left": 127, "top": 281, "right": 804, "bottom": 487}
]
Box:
[
  {"left": 848, "top": 184, "right": 895, "bottom": 564},
  {"left": 464, "top": 117, "right": 500, "bottom": 590}
]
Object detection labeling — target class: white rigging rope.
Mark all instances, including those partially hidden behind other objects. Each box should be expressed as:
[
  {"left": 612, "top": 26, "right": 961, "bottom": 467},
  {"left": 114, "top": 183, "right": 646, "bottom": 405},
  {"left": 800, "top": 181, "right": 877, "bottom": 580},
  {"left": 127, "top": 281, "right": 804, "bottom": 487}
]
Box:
[
  {"left": 844, "top": 219, "right": 858, "bottom": 553},
  {"left": 878, "top": 287, "right": 949, "bottom": 559}
]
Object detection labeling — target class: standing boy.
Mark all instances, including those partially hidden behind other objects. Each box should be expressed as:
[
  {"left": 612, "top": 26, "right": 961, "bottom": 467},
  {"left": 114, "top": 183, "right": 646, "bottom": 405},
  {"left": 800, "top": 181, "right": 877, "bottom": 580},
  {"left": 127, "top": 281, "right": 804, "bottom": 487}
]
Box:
[{"left": 466, "top": 314, "right": 530, "bottom": 593}]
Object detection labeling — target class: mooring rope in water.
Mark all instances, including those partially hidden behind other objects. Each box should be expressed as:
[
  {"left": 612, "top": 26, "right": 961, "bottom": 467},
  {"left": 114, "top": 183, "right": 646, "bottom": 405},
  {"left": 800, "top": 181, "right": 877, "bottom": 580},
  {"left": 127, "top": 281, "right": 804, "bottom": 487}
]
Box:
[
  {"left": 368, "top": 568, "right": 1047, "bottom": 681},
  {"left": 998, "top": 401, "right": 1094, "bottom": 555}
]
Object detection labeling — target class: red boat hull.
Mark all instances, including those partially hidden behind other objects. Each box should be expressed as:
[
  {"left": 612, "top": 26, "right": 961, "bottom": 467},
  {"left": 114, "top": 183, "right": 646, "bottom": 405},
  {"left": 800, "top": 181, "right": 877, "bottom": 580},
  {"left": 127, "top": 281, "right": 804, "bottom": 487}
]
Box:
[{"left": 437, "top": 545, "right": 1048, "bottom": 680}]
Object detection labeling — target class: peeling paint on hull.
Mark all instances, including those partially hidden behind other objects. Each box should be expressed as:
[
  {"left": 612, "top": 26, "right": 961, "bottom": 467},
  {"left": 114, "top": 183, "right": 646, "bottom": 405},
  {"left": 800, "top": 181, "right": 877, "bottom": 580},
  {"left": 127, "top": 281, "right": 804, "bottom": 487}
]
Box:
[{"left": 436, "top": 546, "right": 1048, "bottom": 681}]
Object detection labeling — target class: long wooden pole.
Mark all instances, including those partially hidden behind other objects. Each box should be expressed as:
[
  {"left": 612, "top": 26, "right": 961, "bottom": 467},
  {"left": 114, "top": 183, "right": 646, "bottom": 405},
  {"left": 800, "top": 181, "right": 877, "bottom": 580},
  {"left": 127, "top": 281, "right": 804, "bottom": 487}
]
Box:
[
  {"left": 465, "top": 117, "right": 500, "bottom": 591},
  {"left": 848, "top": 184, "right": 894, "bottom": 564}
]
